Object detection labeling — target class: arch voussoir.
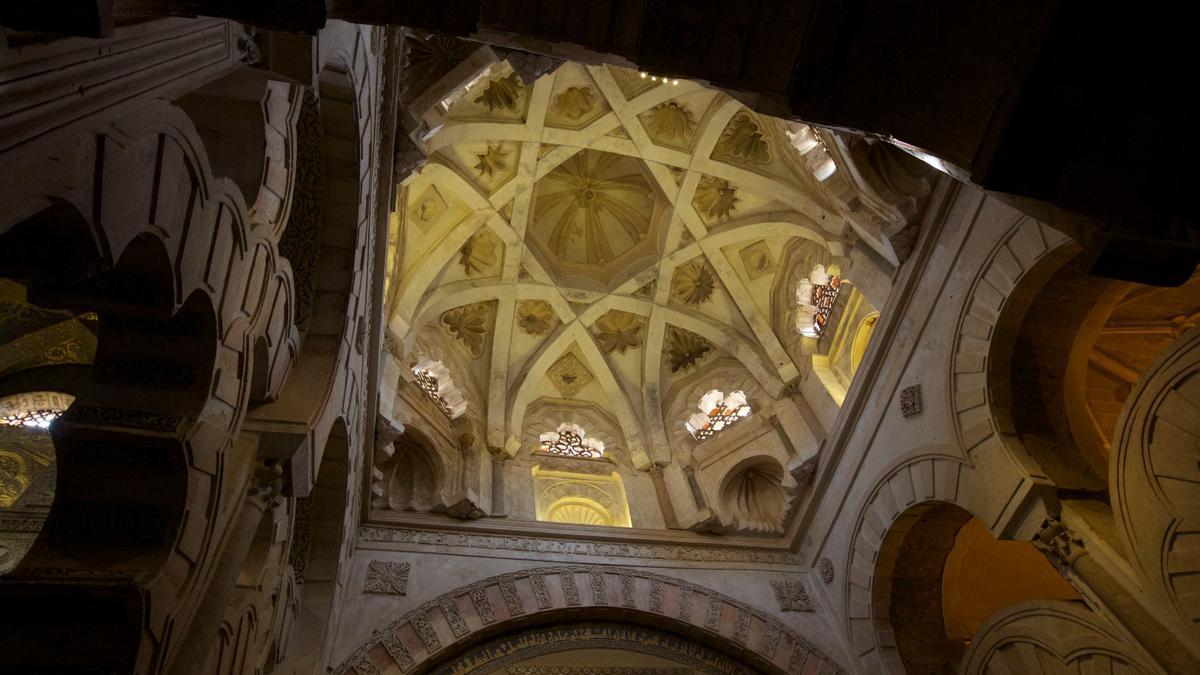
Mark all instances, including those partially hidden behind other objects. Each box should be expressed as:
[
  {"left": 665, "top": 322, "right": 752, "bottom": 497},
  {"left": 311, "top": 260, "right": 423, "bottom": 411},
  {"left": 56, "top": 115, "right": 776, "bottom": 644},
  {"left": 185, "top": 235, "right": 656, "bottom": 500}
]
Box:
[{"left": 336, "top": 565, "right": 843, "bottom": 674}]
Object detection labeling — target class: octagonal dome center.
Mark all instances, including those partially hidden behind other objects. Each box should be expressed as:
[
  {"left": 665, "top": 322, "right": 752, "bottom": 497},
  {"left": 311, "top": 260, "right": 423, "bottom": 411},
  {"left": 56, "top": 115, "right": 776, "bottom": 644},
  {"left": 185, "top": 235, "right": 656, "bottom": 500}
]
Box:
[{"left": 530, "top": 150, "right": 665, "bottom": 283}]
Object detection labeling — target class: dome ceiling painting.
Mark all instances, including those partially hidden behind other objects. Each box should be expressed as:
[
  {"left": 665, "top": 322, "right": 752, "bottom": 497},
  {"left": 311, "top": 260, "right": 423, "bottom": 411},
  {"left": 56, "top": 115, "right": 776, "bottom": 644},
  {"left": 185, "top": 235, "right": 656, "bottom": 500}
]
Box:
[{"left": 385, "top": 58, "right": 898, "bottom": 534}]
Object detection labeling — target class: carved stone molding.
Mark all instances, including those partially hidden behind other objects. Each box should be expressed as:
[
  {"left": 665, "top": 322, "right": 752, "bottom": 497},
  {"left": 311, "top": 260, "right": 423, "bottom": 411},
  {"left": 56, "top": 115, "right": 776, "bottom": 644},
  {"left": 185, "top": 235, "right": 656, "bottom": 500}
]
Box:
[{"left": 333, "top": 565, "right": 843, "bottom": 675}]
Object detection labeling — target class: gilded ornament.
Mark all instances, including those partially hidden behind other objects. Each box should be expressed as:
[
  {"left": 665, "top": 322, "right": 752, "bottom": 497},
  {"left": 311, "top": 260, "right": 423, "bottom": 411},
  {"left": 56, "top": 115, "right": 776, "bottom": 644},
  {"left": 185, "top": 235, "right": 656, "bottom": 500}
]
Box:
[
  {"left": 474, "top": 72, "right": 524, "bottom": 111},
  {"left": 693, "top": 175, "right": 739, "bottom": 220},
  {"left": 459, "top": 232, "right": 499, "bottom": 275},
  {"left": 517, "top": 300, "right": 556, "bottom": 335},
  {"left": 552, "top": 86, "right": 597, "bottom": 120},
  {"left": 440, "top": 303, "right": 492, "bottom": 358},
  {"left": 646, "top": 101, "right": 696, "bottom": 141},
  {"left": 547, "top": 352, "right": 593, "bottom": 397},
  {"left": 671, "top": 261, "right": 716, "bottom": 305},
  {"left": 474, "top": 144, "right": 510, "bottom": 178},
  {"left": 715, "top": 113, "right": 771, "bottom": 164},
  {"left": 665, "top": 327, "right": 711, "bottom": 373},
  {"left": 595, "top": 310, "right": 645, "bottom": 353}
]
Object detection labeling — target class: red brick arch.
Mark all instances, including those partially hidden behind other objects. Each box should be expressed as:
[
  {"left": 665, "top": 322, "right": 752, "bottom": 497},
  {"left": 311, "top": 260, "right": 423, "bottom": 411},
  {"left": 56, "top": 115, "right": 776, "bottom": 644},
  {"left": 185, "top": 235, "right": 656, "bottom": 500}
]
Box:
[{"left": 335, "top": 565, "right": 843, "bottom": 674}]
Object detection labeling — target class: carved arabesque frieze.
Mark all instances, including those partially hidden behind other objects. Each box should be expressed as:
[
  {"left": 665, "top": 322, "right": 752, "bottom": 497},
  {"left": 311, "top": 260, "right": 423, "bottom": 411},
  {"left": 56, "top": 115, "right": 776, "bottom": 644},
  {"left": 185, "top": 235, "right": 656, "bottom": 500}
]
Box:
[{"left": 358, "top": 526, "right": 802, "bottom": 564}]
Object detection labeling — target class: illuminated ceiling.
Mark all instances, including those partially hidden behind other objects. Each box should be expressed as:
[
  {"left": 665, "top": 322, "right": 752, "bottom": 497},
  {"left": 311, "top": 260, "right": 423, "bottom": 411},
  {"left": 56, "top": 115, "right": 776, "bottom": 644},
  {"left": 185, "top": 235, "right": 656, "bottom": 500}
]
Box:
[{"left": 386, "top": 61, "right": 863, "bottom": 469}]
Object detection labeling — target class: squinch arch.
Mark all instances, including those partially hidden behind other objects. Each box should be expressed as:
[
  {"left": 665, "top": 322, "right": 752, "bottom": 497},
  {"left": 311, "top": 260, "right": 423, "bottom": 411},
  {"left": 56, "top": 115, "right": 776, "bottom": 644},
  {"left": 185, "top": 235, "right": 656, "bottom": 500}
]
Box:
[{"left": 335, "top": 565, "right": 844, "bottom": 674}]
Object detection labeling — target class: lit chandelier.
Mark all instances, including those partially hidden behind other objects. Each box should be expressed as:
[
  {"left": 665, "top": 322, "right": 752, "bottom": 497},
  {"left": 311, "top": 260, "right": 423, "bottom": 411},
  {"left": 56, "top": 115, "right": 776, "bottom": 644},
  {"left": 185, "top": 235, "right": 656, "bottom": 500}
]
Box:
[
  {"left": 686, "top": 389, "right": 751, "bottom": 441},
  {"left": 411, "top": 358, "right": 467, "bottom": 419},
  {"left": 539, "top": 422, "right": 605, "bottom": 459},
  {"left": 795, "top": 264, "right": 841, "bottom": 338}
]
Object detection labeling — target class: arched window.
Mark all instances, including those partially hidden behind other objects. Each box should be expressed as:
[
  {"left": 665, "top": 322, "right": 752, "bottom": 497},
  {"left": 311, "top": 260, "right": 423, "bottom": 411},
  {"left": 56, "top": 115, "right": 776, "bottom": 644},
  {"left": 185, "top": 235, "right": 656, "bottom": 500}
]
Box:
[
  {"left": 850, "top": 313, "right": 880, "bottom": 373},
  {"left": 685, "top": 390, "right": 751, "bottom": 441},
  {"left": 410, "top": 358, "right": 467, "bottom": 419},
  {"left": 537, "top": 422, "right": 604, "bottom": 459},
  {"left": 544, "top": 496, "right": 614, "bottom": 527},
  {"left": 795, "top": 264, "right": 842, "bottom": 338},
  {"left": 0, "top": 392, "right": 74, "bottom": 429},
  {"left": 532, "top": 467, "right": 631, "bottom": 528}
]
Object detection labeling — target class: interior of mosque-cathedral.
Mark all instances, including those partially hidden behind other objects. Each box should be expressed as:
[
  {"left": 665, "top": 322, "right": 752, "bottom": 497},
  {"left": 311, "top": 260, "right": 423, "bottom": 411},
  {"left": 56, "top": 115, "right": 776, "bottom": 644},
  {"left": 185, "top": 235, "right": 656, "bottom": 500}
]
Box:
[{"left": 0, "top": 5, "right": 1198, "bottom": 675}]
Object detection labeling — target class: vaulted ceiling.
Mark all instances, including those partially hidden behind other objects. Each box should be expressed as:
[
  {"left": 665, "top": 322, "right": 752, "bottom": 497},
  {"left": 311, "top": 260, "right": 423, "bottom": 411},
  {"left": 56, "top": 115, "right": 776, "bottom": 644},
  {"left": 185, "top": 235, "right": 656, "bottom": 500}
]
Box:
[{"left": 386, "top": 61, "right": 862, "bottom": 468}]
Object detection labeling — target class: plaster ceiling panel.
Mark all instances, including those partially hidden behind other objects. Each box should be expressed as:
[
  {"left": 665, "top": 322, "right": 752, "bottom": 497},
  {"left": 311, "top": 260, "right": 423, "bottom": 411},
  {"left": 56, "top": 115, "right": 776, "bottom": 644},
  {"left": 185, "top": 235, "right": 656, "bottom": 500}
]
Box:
[
  {"left": 659, "top": 325, "right": 718, "bottom": 383},
  {"left": 544, "top": 63, "right": 610, "bottom": 130},
  {"left": 605, "top": 64, "right": 662, "bottom": 101},
  {"left": 439, "top": 141, "right": 521, "bottom": 196},
  {"left": 709, "top": 110, "right": 817, "bottom": 189},
  {"left": 637, "top": 89, "right": 719, "bottom": 153},
  {"left": 446, "top": 63, "right": 529, "bottom": 124},
  {"left": 444, "top": 229, "right": 504, "bottom": 283},
  {"left": 506, "top": 300, "right": 559, "bottom": 385},
  {"left": 528, "top": 149, "right": 667, "bottom": 288},
  {"left": 542, "top": 346, "right": 609, "bottom": 408},
  {"left": 720, "top": 235, "right": 794, "bottom": 325}
]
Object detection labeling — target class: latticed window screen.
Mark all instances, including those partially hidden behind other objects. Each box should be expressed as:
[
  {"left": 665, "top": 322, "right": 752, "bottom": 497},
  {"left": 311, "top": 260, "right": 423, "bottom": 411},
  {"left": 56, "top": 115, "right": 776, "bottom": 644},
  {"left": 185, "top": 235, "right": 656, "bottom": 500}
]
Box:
[
  {"left": 810, "top": 276, "right": 841, "bottom": 336},
  {"left": 0, "top": 392, "right": 74, "bottom": 429},
  {"left": 686, "top": 390, "right": 751, "bottom": 441},
  {"left": 0, "top": 408, "right": 60, "bottom": 429},
  {"left": 413, "top": 369, "right": 453, "bottom": 417},
  {"left": 410, "top": 359, "right": 466, "bottom": 419},
  {"left": 538, "top": 423, "right": 604, "bottom": 458},
  {"left": 795, "top": 264, "right": 842, "bottom": 338}
]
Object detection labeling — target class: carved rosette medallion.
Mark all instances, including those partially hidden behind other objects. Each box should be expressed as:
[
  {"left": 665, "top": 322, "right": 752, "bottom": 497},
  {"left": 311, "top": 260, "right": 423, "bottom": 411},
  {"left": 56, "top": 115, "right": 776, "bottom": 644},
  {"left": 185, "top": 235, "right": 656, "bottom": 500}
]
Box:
[
  {"left": 816, "top": 557, "right": 835, "bottom": 584},
  {"left": 715, "top": 113, "right": 771, "bottom": 165},
  {"left": 548, "top": 352, "right": 593, "bottom": 397},
  {"left": 474, "top": 72, "right": 524, "bottom": 111},
  {"left": 693, "top": 175, "right": 739, "bottom": 221},
  {"left": 665, "top": 327, "right": 712, "bottom": 374},
  {"left": 671, "top": 261, "right": 716, "bottom": 304},
  {"left": 517, "top": 300, "right": 557, "bottom": 335},
  {"left": 551, "top": 86, "right": 597, "bottom": 120},
  {"left": 595, "top": 309, "right": 645, "bottom": 353}
]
